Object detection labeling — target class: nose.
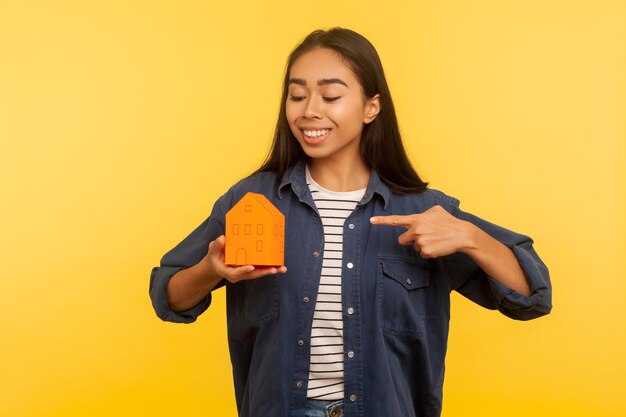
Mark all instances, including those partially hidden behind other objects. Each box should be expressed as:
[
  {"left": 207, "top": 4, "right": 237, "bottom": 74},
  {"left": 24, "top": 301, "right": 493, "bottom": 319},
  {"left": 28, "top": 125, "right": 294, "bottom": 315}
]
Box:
[{"left": 303, "top": 94, "right": 322, "bottom": 119}]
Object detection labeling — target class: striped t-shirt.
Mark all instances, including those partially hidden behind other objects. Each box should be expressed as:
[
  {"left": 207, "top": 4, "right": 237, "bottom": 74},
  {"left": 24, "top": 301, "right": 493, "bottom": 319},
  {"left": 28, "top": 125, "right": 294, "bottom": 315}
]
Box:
[{"left": 305, "top": 165, "right": 366, "bottom": 400}]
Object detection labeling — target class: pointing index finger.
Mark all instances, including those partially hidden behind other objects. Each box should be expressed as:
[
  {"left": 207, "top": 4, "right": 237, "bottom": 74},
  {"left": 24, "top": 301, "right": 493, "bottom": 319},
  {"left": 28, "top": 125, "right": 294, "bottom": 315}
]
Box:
[{"left": 370, "top": 214, "right": 414, "bottom": 228}]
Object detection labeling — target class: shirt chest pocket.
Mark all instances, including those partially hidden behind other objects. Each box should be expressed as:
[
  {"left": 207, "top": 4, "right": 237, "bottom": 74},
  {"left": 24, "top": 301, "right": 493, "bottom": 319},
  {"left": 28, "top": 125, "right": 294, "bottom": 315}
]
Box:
[
  {"left": 236, "top": 276, "right": 279, "bottom": 325},
  {"left": 377, "top": 256, "right": 430, "bottom": 337}
]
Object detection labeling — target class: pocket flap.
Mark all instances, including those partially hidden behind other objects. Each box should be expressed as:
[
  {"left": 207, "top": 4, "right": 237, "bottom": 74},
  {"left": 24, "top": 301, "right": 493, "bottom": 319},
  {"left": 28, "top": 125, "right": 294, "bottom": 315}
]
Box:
[{"left": 380, "top": 257, "right": 429, "bottom": 290}]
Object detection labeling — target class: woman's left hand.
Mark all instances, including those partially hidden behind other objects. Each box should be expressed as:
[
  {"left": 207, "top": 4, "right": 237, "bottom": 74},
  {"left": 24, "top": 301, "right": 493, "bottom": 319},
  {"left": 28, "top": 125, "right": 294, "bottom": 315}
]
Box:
[
  {"left": 371, "top": 205, "right": 532, "bottom": 296},
  {"left": 370, "top": 205, "right": 474, "bottom": 258}
]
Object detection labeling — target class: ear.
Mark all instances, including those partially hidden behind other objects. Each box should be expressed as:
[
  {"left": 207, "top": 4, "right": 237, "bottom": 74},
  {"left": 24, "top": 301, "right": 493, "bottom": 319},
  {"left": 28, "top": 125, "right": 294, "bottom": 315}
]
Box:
[{"left": 363, "top": 94, "right": 381, "bottom": 124}]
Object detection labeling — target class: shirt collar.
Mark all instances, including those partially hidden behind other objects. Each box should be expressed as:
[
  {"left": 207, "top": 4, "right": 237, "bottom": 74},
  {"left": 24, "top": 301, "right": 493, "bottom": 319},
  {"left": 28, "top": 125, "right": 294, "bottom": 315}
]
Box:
[{"left": 278, "top": 158, "right": 391, "bottom": 210}]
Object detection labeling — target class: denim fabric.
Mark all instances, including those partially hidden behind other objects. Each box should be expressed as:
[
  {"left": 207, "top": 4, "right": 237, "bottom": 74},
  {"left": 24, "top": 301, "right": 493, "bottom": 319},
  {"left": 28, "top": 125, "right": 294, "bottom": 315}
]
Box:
[
  {"left": 149, "top": 158, "right": 552, "bottom": 417},
  {"left": 305, "top": 399, "right": 344, "bottom": 417}
]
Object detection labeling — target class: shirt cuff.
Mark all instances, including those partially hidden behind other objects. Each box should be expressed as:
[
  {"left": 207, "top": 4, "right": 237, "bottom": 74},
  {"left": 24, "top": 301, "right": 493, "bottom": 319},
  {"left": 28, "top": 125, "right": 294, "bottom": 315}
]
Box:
[
  {"left": 149, "top": 265, "right": 212, "bottom": 323},
  {"left": 485, "top": 243, "right": 552, "bottom": 320}
]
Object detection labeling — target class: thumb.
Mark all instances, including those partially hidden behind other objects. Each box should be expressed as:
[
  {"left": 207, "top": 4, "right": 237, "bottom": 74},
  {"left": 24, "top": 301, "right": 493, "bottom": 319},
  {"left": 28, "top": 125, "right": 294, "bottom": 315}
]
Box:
[{"left": 209, "top": 235, "right": 226, "bottom": 254}]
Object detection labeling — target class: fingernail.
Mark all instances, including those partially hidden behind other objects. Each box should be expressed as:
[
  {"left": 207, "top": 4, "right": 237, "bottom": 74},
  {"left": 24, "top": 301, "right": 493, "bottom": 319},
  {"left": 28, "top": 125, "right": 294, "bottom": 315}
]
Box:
[{"left": 370, "top": 217, "right": 377, "bottom": 223}]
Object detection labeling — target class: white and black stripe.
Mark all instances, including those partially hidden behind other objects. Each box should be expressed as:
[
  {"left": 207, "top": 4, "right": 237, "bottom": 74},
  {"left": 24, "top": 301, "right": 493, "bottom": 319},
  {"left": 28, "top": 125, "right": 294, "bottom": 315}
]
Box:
[{"left": 305, "top": 165, "right": 365, "bottom": 401}]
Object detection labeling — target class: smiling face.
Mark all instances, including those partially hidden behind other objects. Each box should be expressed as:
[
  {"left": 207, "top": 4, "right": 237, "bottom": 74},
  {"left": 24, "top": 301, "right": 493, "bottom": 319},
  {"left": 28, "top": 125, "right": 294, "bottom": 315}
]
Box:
[{"left": 285, "top": 47, "right": 380, "bottom": 164}]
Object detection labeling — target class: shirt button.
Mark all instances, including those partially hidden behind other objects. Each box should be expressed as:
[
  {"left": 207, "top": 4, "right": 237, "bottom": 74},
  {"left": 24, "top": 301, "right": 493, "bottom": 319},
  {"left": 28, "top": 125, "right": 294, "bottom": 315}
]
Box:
[
  {"left": 347, "top": 350, "right": 355, "bottom": 358},
  {"left": 346, "top": 262, "right": 354, "bottom": 269},
  {"left": 303, "top": 296, "right": 310, "bottom": 303},
  {"left": 298, "top": 339, "right": 305, "bottom": 346},
  {"left": 348, "top": 223, "right": 355, "bottom": 230},
  {"left": 296, "top": 380, "right": 303, "bottom": 388},
  {"left": 347, "top": 307, "right": 354, "bottom": 315},
  {"left": 406, "top": 278, "right": 412, "bottom": 285},
  {"left": 312, "top": 251, "right": 319, "bottom": 258},
  {"left": 349, "top": 394, "right": 357, "bottom": 402}
]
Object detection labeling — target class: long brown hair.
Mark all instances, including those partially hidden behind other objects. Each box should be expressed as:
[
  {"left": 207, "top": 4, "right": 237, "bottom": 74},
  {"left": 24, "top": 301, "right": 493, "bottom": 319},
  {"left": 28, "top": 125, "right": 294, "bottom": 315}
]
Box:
[{"left": 252, "top": 27, "right": 428, "bottom": 194}]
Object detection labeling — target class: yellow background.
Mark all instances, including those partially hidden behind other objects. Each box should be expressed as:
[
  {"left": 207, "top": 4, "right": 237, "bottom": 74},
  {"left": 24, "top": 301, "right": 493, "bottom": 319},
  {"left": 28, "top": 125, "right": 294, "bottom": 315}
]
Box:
[{"left": 1, "top": 1, "right": 624, "bottom": 416}]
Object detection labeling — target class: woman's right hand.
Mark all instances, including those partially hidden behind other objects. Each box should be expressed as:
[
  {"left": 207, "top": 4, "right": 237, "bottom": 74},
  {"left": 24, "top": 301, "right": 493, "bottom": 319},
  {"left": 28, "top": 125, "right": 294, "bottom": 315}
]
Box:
[
  {"left": 203, "top": 235, "right": 287, "bottom": 283},
  {"left": 168, "top": 234, "right": 286, "bottom": 312}
]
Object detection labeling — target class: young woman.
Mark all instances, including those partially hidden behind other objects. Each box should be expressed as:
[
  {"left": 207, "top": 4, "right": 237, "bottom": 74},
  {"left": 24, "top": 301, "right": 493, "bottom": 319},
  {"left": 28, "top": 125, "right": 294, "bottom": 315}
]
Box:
[{"left": 150, "top": 27, "right": 552, "bottom": 417}]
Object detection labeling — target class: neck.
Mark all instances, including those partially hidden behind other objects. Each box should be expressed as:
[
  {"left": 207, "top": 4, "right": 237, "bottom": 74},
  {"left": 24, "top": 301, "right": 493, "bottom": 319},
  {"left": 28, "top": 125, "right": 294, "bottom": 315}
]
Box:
[{"left": 307, "top": 155, "right": 370, "bottom": 192}]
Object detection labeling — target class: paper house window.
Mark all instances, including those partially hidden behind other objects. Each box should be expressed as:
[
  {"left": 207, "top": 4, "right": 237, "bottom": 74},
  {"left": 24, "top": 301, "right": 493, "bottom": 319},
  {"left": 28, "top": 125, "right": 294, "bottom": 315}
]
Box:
[{"left": 225, "top": 192, "right": 285, "bottom": 266}]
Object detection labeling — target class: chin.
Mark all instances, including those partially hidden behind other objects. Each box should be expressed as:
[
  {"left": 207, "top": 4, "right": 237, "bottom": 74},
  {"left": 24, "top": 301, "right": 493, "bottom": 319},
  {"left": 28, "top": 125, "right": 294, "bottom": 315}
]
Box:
[
  {"left": 295, "top": 141, "right": 326, "bottom": 158},
  {"left": 301, "top": 149, "right": 330, "bottom": 160}
]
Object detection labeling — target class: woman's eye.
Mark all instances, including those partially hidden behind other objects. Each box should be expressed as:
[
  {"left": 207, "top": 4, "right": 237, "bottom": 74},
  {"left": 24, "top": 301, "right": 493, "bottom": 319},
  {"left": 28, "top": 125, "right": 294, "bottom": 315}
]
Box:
[{"left": 288, "top": 95, "right": 340, "bottom": 102}]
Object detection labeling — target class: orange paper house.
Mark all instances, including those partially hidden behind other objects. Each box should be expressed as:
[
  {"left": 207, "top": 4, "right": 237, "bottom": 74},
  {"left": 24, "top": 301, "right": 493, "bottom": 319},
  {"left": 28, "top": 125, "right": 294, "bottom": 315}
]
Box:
[{"left": 225, "top": 192, "right": 285, "bottom": 266}]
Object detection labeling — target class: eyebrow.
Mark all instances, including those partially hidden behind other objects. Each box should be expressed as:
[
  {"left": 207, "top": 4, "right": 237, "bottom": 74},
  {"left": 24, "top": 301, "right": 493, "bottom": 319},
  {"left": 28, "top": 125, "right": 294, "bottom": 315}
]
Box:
[{"left": 288, "top": 78, "right": 348, "bottom": 87}]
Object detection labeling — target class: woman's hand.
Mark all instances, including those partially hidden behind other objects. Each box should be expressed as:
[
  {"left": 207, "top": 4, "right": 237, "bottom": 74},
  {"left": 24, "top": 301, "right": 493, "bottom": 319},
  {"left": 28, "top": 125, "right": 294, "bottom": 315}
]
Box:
[
  {"left": 370, "top": 205, "right": 474, "bottom": 258},
  {"left": 370, "top": 205, "right": 532, "bottom": 295},
  {"left": 168, "top": 235, "right": 287, "bottom": 313},
  {"left": 202, "top": 235, "right": 288, "bottom": 283}
]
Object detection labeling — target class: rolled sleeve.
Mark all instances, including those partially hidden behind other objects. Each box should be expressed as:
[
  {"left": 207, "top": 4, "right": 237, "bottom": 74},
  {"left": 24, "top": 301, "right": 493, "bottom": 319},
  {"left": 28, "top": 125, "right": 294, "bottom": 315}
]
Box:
[
  {"left": 441, "top": 197, "right": 553, "bottom": 321},
  {"left": 149, "top": 193, "right": 229, "bottom": 323},
  {"left": 484, "top": 240, "right": 552, "bottom": 320},
  {"left": 149, "top": 265, "right": 214, "bottom": 323}
]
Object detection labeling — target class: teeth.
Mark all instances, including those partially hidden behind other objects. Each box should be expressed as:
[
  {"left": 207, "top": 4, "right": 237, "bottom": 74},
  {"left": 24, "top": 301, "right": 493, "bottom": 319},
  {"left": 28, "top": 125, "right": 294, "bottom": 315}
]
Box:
[{"left": 303, "top": 129, "right": 330, "bottom": 137}]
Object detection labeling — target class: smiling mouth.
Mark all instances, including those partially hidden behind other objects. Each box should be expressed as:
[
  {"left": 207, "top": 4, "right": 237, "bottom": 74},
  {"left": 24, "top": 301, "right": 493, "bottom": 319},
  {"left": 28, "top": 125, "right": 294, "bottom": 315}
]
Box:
[
  {"left": 302, "top": 128, "right": 331, "bottom": 138},
  {"left": 301, "top": 128, "right": 331, "bottom": 144}
]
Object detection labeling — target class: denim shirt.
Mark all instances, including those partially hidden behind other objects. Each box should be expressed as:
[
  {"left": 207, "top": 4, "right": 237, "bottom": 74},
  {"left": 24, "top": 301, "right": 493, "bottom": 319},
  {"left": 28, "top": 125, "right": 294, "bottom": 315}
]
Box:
[{"left": 149, "top": 159, "right": 552, "bottom": 417}]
